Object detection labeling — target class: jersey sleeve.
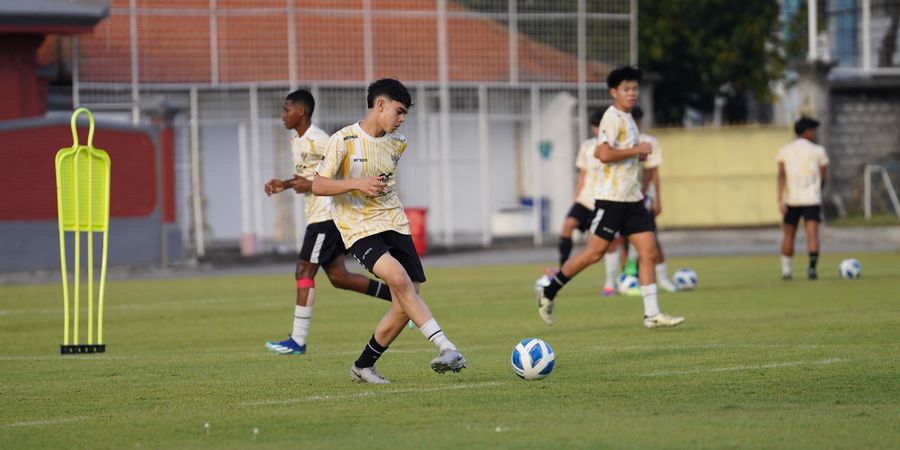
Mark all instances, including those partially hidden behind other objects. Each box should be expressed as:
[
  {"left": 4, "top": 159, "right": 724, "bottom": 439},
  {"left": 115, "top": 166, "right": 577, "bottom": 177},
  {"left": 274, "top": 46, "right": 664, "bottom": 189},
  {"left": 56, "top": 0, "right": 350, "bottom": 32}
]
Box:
[
  {"left": 316, "top": 133, "right": 346, "bottom": 179},
  {"left": 575, "top": 142, "right": 589, "bottom": 170},
  {"left": 818, "top": 146, "right": 830, "bottom": 167},
  {"left": 642, "top": 136, "right": 663, "bottom": 169},
  {"left": 775, "top": 146, "right": 786, "bottom": 163},
  {"left": 597, "top": 114, "right": 620, "bottom": 147}
]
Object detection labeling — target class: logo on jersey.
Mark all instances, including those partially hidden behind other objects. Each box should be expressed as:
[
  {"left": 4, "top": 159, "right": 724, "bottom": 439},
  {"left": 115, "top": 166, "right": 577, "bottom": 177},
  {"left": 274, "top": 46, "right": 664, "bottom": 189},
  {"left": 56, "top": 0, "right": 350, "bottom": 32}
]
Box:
[{"left": 343, "top": 135, "right": 358, "bottom": 141}]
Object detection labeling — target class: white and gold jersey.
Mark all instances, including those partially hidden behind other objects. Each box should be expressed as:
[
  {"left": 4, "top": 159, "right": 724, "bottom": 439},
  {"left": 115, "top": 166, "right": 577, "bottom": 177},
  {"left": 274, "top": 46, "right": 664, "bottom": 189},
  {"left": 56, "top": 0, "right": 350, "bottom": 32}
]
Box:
[
  {"left": 575, "top": 137, "right": 602, "bottom": 209},
  {"left": 640, "top": 133, "right": 663, "bottom": 200},
  {"left": 292, "top": 125, "right": 332, "bottom": 225},
  {"left": 777, "top": 138, "right": 829, "bottom": 206},
  {"left": 316, "top": 122, "right": 410, "bottom": 248},
  {"left": 594, "top": 105, "right": 643, "bottom": 202}
]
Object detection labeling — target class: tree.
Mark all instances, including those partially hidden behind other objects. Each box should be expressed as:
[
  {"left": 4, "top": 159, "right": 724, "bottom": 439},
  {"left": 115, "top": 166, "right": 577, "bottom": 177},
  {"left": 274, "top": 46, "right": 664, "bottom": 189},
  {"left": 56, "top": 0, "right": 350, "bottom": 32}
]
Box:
[{"left": 639, "top": 0, "right": 785, "bottom": 125}]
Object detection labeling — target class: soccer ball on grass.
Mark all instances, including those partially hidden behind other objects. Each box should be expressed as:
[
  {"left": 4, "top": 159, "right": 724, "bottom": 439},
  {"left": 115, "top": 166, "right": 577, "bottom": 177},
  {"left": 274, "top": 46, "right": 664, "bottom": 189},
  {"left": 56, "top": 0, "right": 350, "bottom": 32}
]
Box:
[
  {"left": 838, "top": 258, "right": 861, "bottom": 279},
  {"left": 511, "top": 338, "right": 555, "bottom": 380},
  {"left": 673, "top": 268, "right": 698, "bottom": 290}
]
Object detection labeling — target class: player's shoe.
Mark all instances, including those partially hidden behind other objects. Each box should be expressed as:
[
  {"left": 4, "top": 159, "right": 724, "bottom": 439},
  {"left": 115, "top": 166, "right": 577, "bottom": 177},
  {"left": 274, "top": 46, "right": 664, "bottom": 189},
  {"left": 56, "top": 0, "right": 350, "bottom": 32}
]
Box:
[
  {"left": 782, "top": 271, "right": 792, "bottom": 280},
  {"left": 350, "top": 365, "right": 390, "bottom": 384},
  {"left": 807, "top": 267, "right": 818, "bottom": 280},
  {"left": 643, "top": 313, "right": 685, "bottom": 329},
  {"left": 265, "top": 336, "right": 306, "bottom": 355},
  {"left": 536, "top": 286, "right": 555, "bottom": 325},
  {"left": 431, "top": 349, "right": 467, "bottom": 373},
  {"left": 659, "top": 278, "right": 678, "bottom": 293},
  {"left": 602, "top": 285, "right": 616, "bottom": 297}
]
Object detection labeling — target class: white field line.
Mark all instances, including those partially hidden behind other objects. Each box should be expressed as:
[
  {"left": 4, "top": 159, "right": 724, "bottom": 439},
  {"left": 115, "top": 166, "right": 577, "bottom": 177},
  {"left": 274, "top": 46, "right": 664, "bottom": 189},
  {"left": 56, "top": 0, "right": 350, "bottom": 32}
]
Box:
[
  {"left": 642, "top": 357, "right": 844, "bottom": 377},
  {"left": 590, "top": 343, "right": 822, "bottom": 352},
  {"left": 0, "top": 355, "right": 138, "bottom": 361},
  {"left": 3, "top": 416, "right": 87, "bottom": 429},
  {"left": 240, "top": 381, "right": 504, "bottom": 406}
]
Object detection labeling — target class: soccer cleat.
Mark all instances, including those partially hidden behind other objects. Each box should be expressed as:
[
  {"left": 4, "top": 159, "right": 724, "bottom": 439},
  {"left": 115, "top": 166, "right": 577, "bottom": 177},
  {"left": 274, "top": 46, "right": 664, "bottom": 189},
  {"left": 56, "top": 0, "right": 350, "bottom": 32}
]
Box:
[
  {"left": 265, "top": 336, "right": 306, "bottom": 355},
  {"left": 430, "top": 349, "right": 467, "bottom": 373},
  {"left": 350, "top": 364, "right": 390, "bottom": 384},
  {"left": 807, "top": 267, "right": 818, "bottom": 280},
  {"left": 602, "top": 285, "right": 616, "bottom": 297},
  {"left": 659, "top": 278, "right": 678, "bottom": 293},
  {"left": 535, "top": 285, "right": 555, "bottom": 325},
  {"left": 643, "top": 313, "right": 685, "bottom": 329}
]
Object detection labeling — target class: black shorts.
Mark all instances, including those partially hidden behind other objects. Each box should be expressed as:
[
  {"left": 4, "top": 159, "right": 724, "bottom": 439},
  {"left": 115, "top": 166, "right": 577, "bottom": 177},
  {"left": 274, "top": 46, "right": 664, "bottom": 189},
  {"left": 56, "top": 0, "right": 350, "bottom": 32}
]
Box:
[
  {"left": 298, "top": 220, "right": 346, "bottom": 266},
  {"left": 566, "top": 203, "right": 594, "bottom": 232},
  {"left": 349, "top": 231, "right": 426, "bottom": 283},
  {"left": 590, "top": 200, "right": 655, "bottom": 241},
  {"left": 783, "top": 205, "right": 822, "bottom": 226}
]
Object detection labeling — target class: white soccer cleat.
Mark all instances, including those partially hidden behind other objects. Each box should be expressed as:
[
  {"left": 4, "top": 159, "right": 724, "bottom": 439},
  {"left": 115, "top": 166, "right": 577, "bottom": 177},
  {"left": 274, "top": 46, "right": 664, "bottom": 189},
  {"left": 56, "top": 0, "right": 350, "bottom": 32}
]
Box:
[
  {"left": 430, "top": 349, "right": 467, "bottom": 373},
  {"left": 643, "top": 313, "right": 685, "bottom": 329},
  {"left": 350, "top": 365, "right": 390, "bottom": 384},
  {"left": 535, "top": 286, "right": 555, "bottom": 325},
  {"left": 659, "top": 278, "right": 678, "bottom": 293}
]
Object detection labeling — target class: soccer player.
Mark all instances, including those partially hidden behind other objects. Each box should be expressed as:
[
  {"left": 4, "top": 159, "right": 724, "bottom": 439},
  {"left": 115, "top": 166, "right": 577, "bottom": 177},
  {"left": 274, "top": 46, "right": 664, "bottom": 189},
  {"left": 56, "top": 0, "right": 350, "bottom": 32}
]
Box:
[
  {"left": 554, "top": 110, "right": 620, "bottom": 296},
  {"left": 263, "top": 89, "right": 393, "bottom": 356},
  {"left": 312, "top": 78, "right": 466, "bottom": 384},
  {"left": 777, "top": 117, "right": 829, "bottom": 280},
  {"left": 628, "top": 106, "right": 678, "bottom": 292},
  {"left": 534, "top": 66, "right": 684, "bottom": 329}
]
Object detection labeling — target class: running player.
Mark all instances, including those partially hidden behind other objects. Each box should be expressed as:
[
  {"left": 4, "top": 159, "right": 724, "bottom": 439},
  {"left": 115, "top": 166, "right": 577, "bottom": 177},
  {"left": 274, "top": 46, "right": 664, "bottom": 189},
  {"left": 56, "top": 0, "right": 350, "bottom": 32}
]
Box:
[
  {"left": 263, "top": 89, "right": 393, "bottom": 356},
  {"left": 313, "top": 78, "right": 466, "bottom": 384},
  {"left": 534, "top": 66, "right": 684, "bottom": 329},
  {"left": 777, "top": 117, "right": 829, "bottom": 280}
]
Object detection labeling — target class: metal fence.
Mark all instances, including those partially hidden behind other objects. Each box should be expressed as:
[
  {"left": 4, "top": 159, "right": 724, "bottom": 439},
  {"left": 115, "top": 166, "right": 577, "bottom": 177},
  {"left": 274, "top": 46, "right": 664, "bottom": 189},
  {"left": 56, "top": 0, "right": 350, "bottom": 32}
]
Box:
[
  {"left": 816, "top": 0, "right": 900, "bottom": 75},
  {"left": 73, "top": 0, "right": 636, "bottom": 259}
]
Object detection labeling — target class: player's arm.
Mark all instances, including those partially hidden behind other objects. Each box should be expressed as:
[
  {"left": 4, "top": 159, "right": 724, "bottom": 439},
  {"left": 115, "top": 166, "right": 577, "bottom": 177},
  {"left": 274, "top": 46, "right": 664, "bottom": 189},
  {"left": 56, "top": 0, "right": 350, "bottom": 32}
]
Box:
[
  {"left": 820, "top": 165, "right": 827, "bottom": 189},
  {"left": 292, "top": 175, "right": 313, "bottom": 194},
  {"left": 777, "top": 162, "right": 787, "bottom": 214},
  {"left": 312, "top": 173, "right": 386, "bottom": 197},
  {"left": 264, "top": 177, "right": 295, "bottom": 196},
  {"left": 595, "top": 141, "right": 651, "bottom": 163},
  {"left": 649, "top": 167, "right": 661, "bottom": 216}
]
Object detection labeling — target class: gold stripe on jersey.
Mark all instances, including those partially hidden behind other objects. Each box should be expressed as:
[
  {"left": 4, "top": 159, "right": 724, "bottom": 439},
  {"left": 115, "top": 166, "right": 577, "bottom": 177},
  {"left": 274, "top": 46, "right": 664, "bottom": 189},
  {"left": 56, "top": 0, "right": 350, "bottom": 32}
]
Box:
[
  {"left": 292, "top": 125, "right": 332, "bottom": 224},
  {"left": 316, "top": 122, "right": 410, "bottom": 248}
]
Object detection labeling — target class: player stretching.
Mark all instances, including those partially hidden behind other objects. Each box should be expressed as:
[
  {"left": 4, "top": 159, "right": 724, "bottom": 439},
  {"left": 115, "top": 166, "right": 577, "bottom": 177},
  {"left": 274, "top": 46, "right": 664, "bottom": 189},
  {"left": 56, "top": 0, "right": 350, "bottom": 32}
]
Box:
[
  {"left": 777, "top": 117, "right": 829, "bottom": 280},
  {"left": 553, "top": 111, "right": 620, "bottom": 296},
  {"left": 534, "top": 66, "right": 684, "bottom": 329},
  {"left": 263, "top": 89, "right": 393, "bottom": 356},
  {"left": 313, "top": 78, "right": 466, "bottom": 384}
]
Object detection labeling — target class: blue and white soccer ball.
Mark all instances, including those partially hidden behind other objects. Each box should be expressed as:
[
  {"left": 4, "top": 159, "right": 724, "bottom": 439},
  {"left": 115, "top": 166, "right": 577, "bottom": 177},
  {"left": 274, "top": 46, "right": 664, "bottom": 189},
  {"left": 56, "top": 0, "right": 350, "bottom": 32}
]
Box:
[
  {"left": 839, "top": 258, "right": 861, "bottom": 279},
  {"left": 616, "top": 273, "right": 640, "bottom": 294},
  {"left": 511, "top": 338, "right": 555, "bottom": 380},
  {"left": 673, "top": 268, "right": 698, "bottom": 290}
]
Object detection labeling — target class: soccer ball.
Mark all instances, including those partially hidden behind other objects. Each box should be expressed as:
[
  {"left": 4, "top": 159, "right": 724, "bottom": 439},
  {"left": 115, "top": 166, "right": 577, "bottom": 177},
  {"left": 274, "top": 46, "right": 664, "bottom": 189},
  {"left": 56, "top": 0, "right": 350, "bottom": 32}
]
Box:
[
  {"left": 616, "top": 273, "right": 640, "bottom": 294},
  {"left": 838, "top": 258, "right": 861, "bottom": 279},
  {"left": 511, "top": 338, "right": 555, "bottom": 380},
  {"left": 673, "top": 268, "right": 698, "bottom": 290}
]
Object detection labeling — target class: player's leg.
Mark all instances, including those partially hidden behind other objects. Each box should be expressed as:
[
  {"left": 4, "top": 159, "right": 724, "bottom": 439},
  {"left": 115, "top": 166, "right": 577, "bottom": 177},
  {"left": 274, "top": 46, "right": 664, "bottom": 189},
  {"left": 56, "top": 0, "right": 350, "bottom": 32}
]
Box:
[
  {"left": 781, "top": 207, "right": 800, "bottom": 280},
  {"left": 650, "top": 215, "right": 677, "bottom": 292},
  {"left": 804, "top": 206, "right": 821, "bottom": 280},
  {"left": 629, "top": 231, "right": 684, "bottom": 329},
  {"left": 537, "top": 233, "right": 611, "bottom": 325},
  {"left": 602, "top": 236, "right": 620, "bottom": 296},
  {"left": 350, "top": 294, "right": 409, "bottom": 384},
  {"left": 323, "top": 255, "right": 392, "bottom": 301},
  {"left": 559, "top": 215, "right": 580, "bottom": 267},
  {"left": 265, "top": 258, "right": 319, "bottom": 355}
]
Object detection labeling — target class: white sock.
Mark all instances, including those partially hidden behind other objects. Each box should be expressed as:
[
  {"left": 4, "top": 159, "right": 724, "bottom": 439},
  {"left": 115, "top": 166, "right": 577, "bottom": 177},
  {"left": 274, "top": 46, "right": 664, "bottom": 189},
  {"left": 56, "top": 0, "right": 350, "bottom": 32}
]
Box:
[
  {"left": 419, "top": 318, "right": 456, "bottom": 352},
  {"left": 604, "top": 251, "right": 619, "bottom": 287},
  {"left": 291, "top": 288, "right": 315, "bottom": 346},
  {"left": 781, "top": 255, "right": 792, "bottom": 276},
  {"left": 641, "top": 284, "right": 660, "bottom": 317},
  {"left": 655, "top": 262, "right": 669, "bottom": 282}
]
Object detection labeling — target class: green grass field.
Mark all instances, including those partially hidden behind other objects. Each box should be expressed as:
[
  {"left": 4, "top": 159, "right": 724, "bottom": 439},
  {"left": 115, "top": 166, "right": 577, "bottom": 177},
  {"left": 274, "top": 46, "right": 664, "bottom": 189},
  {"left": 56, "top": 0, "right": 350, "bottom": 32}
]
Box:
[{"left": 2, "top": 252, "right": 899, "bottom": 449}]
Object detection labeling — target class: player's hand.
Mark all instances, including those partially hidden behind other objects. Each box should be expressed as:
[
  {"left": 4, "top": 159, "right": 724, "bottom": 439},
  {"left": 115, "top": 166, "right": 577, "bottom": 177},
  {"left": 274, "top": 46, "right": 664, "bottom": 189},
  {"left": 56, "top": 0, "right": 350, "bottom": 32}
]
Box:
[
  {"left": 292, "top": 175, "right": 306, "bottom": 193},
  {"left": 265, "top": 179, "right": 287, "bottom": 196},
  {"left": 778, "top": 201, "right": 787, "bottom": 215},
  {"left": 356, "top": 176, "right": 388, "bottom": 196},
  {"left": 651, "top": 198, "right": 662, "bottom": 216},
  {"left": 636, "top": 141, "right": 652, "bottom": 155}
]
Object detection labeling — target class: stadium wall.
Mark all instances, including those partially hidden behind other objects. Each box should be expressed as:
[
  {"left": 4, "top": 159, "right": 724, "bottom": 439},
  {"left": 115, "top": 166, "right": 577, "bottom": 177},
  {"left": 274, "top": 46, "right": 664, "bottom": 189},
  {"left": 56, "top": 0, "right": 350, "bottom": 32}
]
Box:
[
  {"left": 0, "top": 117, "right": 182, "bottom": 273},
  {"left": 649, "top": 125, "right": 790, "bottom": 228}
]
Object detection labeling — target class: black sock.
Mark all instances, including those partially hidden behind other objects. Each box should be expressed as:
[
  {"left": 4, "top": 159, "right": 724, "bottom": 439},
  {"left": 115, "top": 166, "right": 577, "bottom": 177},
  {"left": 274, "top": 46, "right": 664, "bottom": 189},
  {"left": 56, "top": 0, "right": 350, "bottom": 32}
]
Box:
[
  {"left": 543, "top": 271, "right": 571, "bottom": 300},
  {"left": 354, "top": 335, "right": 388, "bottom": 369},
  {"left": 558, "top": 237, "right": 573, "bottom": 267},
  {"left": 366, "top": 280, "right": 392, "bottom": 301},
  {"left": 809, "top": 252, "right": 819, "bottom": 270}
]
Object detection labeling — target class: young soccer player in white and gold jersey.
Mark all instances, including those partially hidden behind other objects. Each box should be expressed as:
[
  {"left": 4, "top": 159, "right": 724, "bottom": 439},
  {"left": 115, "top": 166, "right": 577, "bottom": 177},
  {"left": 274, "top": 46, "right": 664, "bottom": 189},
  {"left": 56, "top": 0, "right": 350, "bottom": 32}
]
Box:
[
  {"left": 263, "top": 89, "right": 393, "bottom": 356},
  {"left": 535, "top": 66, "right": 684, "bottom": 329},
  {"left": 777, "top": 117, "right": 829, "bottom": 280},
  {"left": 313, "top": 79, "right": 466, "bottom": 384}
]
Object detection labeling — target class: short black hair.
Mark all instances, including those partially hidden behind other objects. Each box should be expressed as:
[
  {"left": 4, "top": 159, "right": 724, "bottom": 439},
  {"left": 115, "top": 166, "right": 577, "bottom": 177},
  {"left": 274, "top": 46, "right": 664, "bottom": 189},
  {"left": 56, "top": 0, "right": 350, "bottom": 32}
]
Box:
[
  {"left": 794, "top": 116, "right": 819, "bottom": 135},
  {"left": 589, "top": 110, "right": 604, "bottom": 127},
  {"left": 367, "top": 78, "right": 414, "bottom": 109},
  {"left": 607, "top": 65, "right": 642, "bottom": 89},
  {"left": 631, "top": 106, "right": 644, "bottom": 120},
  {"left": 285, "top": 89, "right": 315, "bottom": 118}
]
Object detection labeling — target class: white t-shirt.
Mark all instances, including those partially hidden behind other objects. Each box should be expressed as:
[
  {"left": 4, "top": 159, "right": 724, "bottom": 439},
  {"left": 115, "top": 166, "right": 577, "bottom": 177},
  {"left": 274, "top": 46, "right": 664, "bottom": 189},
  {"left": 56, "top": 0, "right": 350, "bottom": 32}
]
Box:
[
  {"left": 639, "top": 133, "right": 662, "bottom": 200},
  {"left": 594, "top": 105, "right": 643, "bottom": 202},
  {"left": 574, "top": 137, "right": 602, "bottom": 209},
  {"left": 291, "top": 125, "right": 332, "bottom": 224},
  {"left": 776, "top": 138, "right": 829, "bottom": 206}
]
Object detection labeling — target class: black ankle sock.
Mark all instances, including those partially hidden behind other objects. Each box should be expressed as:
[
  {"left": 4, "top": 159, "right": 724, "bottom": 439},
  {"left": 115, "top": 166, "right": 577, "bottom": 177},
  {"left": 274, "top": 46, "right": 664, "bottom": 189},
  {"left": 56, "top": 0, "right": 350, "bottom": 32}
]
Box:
[
  {"left": 809, "top": 252, "right": 819, "bottom": 270},
  {"left": 558, "top": 237, "right": 573, "bottom": 267},
  {"left": 366, "top": 280, "right": 392, "bottom": 301},
  {"left": 354, "top": 335, "right": 388, "bottom": 369},
  {"left": 543, "top": 271, "right": 571, "bottom": 300}
]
